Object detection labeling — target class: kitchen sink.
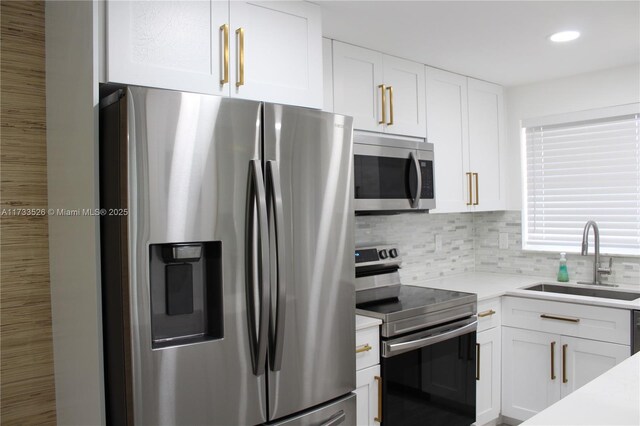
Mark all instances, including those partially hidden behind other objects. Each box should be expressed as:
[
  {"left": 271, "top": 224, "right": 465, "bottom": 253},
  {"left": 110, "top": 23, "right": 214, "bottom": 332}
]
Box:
[{"left": 523, "top": 284, "right": 640, "bottom": 301}]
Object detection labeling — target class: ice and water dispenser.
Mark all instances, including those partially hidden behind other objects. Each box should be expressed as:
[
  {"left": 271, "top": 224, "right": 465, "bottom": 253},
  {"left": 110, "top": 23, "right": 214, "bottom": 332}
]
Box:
[{"left": 149, "top": 242, "right": 223, "bottom": 348}]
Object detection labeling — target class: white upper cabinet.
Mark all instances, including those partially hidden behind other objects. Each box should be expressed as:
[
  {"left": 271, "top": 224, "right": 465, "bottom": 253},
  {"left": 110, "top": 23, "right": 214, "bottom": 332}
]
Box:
[
  {"left": 107, "top": 0, "right": 230, "bottom": 96},
  {"left": 333, "top": 41, "right": 426, "bottom": 137},
  {"left": 332, "top": 42, "right": 384, "bottom": 132},
  {"left": 467, "top": 78, "right": 506, "bottom": 211},
  {"left": 106, "top": 1, "right": 322, "bottom": 108},
  {"left": 425, "top": 67, "right": 470, "bottom": 212},
  {"left": 229, "top": 1, "right": 322, "bottom": 107},
  {"left": 322, "top": 38, "right": 334, "bottom": 112},
  {"left": 382, "top": 55, "right": 426, "bottom": 136},
  {"left": 426, "top": 67, "right": 506, "bottom": 213}
]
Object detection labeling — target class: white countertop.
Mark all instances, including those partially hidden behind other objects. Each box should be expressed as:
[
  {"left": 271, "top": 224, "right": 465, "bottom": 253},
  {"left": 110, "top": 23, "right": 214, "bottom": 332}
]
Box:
[
  {"left": 522, "top": 351, "right": 640, "bottom": 426},
  {"left": 410, "top": 272, "right": 640, "bottom": 309},
  {"left": 355, "top": 314, "right": 381, "bottom": 331}
]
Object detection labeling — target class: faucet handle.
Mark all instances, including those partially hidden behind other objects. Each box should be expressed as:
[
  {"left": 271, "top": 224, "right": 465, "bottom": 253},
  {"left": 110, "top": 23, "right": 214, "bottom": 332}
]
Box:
[{"left": 598, "top": 257, "right": 613, "bottom": 275}]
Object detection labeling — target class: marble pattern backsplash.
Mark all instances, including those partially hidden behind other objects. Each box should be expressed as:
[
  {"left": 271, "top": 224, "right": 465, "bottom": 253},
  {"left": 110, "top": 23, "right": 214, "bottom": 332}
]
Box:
[{"left": 355, "top": 211, "right": 640, "bottom": 287}]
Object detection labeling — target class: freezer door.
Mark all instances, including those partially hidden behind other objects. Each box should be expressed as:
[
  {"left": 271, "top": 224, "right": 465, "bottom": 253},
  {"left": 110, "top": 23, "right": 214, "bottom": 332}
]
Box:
[
  {"left": 125, "top": 87, "right": 267, "bottom": 425},
  {"left": 263, "top": 104, "right": 356, "bottom": 420},
  {"left": 267, "top": 393, "right": 356, "bottom": 426}
]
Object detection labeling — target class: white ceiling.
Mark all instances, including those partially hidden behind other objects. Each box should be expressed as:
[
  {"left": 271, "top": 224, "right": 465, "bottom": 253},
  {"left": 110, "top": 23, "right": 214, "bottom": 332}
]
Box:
[{"left": 320, "top": 1, "right": 640, "bottom": 87}]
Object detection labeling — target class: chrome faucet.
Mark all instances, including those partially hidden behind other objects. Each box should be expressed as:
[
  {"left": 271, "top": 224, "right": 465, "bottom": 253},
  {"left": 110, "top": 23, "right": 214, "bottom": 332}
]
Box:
[{"left": 579, "top": 221, "right": 614, "bottom": 286}]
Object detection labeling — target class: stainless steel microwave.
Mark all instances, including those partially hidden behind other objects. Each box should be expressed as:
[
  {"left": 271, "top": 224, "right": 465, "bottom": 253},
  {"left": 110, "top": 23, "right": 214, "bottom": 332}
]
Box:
[{"left": 354, "top": 132, "right": 435, "bottom": 213}]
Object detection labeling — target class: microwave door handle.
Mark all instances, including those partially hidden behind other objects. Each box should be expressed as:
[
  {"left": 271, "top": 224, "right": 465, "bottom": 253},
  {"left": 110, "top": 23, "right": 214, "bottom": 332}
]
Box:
[
  {"left": 385, "top": 321, "right": 477, "bottom": 357},
  {"left": 246, "top": 160, "right": 270, "bottom": 376},
  {"left": 409, "top": 152, "right": 421, "bottom": 208},
  {"left": 266, "top": 161, "right": 286, "bottom": 372}
]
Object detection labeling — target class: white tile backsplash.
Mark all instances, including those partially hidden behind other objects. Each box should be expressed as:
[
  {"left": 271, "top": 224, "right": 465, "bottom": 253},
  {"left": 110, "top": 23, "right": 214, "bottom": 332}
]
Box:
[{"left": 355, "top": 211, "right": 640, "bottom": 287}]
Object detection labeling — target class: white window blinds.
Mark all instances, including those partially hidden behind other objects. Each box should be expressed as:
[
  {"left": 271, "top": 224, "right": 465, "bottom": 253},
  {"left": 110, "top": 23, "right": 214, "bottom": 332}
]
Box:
[{"left": 523, "top": 108, "right": 640, "bottom": 256}]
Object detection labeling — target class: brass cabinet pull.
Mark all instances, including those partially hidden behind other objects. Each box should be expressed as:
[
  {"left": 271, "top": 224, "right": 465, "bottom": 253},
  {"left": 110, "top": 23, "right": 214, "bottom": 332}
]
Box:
[
  {"left": 478, "top": 309, "right": 496, "bottom": 318},
  {"left": 220, "top": 24, "right": 229, "bottom": 85},
  {"left": 466, "top": 172, "right": 473, "bottom": 205},
  {"left": 374, "top": 375, "right": 382, "bottom": 422},
  {"left": 388, "top": 86, "right": 394, "bottom": 125},
  {"left": 355, "top": 344, "right": 372, "bottom": 354},
  {"left": 235, "top": 28, "right": 245, "bottom": 87},
  {"left": 476, "top": 343, "right": 480, "bottom": 381},
  {"left": 540, "top": 314, "right": 580, "bottom": 323},
  {"left": 378, "top": 84, "right": 387, "bottom": 125},
  {"left": 473, "top": 173, "right": 479, "bottom": 205},
  {"left": 550, "top": 341, "right": 556, "bottom": 380},
  {"left": 562, "top": 344, "right": 568, "bottom": 383}
]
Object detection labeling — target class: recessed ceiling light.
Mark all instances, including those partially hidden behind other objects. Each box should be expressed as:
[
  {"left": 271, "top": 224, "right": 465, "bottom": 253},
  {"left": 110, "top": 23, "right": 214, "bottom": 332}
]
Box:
[{"left": 549, "top": 31, "right": 581, "bottom": 43}]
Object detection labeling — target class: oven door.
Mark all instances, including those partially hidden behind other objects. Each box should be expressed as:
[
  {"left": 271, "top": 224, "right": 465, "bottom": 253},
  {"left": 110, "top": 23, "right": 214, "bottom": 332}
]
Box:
[
  {"left": 354, "top": 144, "right": 422, "bottom": 212},
  {"left": 380, "top": 318, "right": 477, "bottom": 426}
]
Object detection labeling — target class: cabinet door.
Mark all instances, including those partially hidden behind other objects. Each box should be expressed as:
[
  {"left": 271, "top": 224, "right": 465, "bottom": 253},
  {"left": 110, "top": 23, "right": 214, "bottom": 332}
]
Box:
[
  {"left": 333, "top": 41, "right": 384, "bottom": 132},
  {"left": 229, "top": 1, "right": 322, "bottom": 108},
  {"left": 425, "top": 67, "right": 471, "bottom": 213},
  {"left": 467, "top": 78, "right": 506, "bottom": 211},
  {"left": 382, "top": 56, "right": 426, "bottom": 137},
  {"left": 476, "top": 327, "right": 500, "bottom": 426},
  {"left": 502, "top": 327, "right": 561, "bottom": 421},
  {"left": 322, "top": 38, "right": 334, "bottom": 112},
  {"left": 355, "top": 365, "right": 380, "bottom": 426},
  {"left": 560, "top": 336, "right": 629, "bottom": 397},
  {"left": 106, "top": 0, "right": 229, "bottom": 96}
]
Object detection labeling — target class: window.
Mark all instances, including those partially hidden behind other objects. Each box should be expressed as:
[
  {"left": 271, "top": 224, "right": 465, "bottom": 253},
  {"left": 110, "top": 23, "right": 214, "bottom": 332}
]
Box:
[{"left": 522, "top": 104, "right": 640, "bottom": 256}]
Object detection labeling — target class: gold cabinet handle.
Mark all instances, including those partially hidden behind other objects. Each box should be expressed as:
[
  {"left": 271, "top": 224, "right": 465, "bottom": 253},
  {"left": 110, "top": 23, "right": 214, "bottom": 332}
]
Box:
[
  {"left": 476, "top": 343, "right": 480, "bottom": 381},
  {"left": 235, "top": 27, "right": 245, "bottom": 87},
  {"left": 378, "top": 84, "right": 386, "bottom": 125},
  {"left": 355, "top": 344, "right": 372, "bottom": 354},
  {"left": 374, "top": 375, "right": 382, "bottom": 422},
  {"left": 550, "top": 341, "right": 556, "bottom": 380},
  {"left": 386, "top": 86, "right": 394, "bottom": 125},
  {"left": 478, "top": 309, "right": 496, "bottom": 318},
  {"left": 220, "top": 24, "right": 229, "bottom": 85},
  {"left": 540, "top": 314, "right": 580, "bottom": 323},
  {"left": 562, "top": 344, "right": 568, "bottom": 383},
  {"left": 466, "top": 172, "right": 473, "bottom": 205},
  {"left": 473, "top": 172, "right": 479, "bottom": 205}
]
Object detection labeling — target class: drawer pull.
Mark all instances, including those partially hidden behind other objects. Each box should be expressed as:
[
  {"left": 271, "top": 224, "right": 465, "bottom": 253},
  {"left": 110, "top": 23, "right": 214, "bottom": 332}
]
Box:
[
  {"left": 355, "top": 344, "right": 372, "bottom": 354},
  {"left": 478, "top": 309, "right": 496, "bottom": 318},
  {"left": 540, "top": 314, "right": 580, "bottom": 323}
]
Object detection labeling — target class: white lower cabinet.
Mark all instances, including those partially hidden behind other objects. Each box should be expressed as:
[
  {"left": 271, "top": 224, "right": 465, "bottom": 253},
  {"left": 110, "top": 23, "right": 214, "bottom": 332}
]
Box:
[
  {"left": 355, "top": 364, "right": 381, "bottom": 426},
  {"left": 502, "top": 326, "right": 629, "bottom": 422},
  {"left": 476, "top": 326, "right": 501, "bottom": 426}
]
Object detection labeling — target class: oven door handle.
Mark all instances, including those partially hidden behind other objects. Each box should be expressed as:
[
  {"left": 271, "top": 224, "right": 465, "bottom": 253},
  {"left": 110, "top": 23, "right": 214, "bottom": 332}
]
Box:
[{"left": 384, "top": 320, "right": 477, "bottom": 358}]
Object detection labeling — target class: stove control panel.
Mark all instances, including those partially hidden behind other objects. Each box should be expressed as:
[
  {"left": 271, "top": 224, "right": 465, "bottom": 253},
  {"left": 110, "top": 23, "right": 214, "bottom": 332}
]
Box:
[{"left": 355, "top": 245, "right": 401, "bottom": 266}]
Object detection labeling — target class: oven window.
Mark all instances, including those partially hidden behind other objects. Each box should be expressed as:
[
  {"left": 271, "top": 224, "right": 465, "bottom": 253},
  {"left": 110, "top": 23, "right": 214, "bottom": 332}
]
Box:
[
  {"left": 354, "top": 155, "right": 417, "bottom": 199},
  {"left": 381, "top": 332, "right": 476, "bottom": 426}
]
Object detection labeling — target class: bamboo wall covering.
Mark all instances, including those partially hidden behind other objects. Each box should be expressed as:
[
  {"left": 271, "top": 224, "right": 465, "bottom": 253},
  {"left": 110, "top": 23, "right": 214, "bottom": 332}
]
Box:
[{"left": 1, "top": 1, "right": 57, "bottom": 423}]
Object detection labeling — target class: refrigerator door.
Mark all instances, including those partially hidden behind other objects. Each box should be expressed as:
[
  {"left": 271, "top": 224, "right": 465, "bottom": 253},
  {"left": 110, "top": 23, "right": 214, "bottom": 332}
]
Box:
[
  {"left": 126, "top": 87, "right": 267, "bottom": 425},
  {"left": 263, "top": 104, "right": 356, "bottom": 420}
]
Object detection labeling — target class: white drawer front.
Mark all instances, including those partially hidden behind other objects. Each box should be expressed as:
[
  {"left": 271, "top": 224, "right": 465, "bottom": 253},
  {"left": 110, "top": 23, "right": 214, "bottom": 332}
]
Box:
[
  {"left": 356, "top": 326, "right": 380, "bottom": 371},
  {"left": 502, "top": 297, "right": 630, "bottom": 345},
  {"left": 477, "top": 297, "right": 501, "bottom": 332}
]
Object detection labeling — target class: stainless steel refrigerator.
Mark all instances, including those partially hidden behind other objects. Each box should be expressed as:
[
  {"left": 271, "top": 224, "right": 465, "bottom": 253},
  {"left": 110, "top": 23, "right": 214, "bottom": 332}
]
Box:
[{"left": 99, "top": 86, "right": 355, "bottom": 425}]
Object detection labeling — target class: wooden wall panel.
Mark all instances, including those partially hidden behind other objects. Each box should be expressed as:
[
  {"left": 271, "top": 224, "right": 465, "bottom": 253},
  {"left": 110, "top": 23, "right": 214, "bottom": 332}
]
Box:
[{"left": 1, "top": 1, "right": 57, "bottom": 424}]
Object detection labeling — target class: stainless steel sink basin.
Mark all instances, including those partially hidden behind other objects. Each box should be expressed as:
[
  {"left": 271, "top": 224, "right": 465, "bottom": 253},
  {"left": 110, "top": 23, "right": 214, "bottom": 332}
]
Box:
[{"left": 523, "top": 284, "right": 640, "bottom": 301}]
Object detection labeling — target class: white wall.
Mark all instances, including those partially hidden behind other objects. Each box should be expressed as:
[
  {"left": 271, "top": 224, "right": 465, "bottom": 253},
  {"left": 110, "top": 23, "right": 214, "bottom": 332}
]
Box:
[
  {"left": 504, "top": 64, "right": 640, "bottom": 210},
  {"left": 46, "top": 1, "right": 105, "bottom": 424}
]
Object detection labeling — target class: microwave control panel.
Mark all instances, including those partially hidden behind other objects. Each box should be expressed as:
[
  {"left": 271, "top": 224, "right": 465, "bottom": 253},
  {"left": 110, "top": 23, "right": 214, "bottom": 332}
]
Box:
[{"left": 420, "top": 160, "right": 434, "bottom": 199}]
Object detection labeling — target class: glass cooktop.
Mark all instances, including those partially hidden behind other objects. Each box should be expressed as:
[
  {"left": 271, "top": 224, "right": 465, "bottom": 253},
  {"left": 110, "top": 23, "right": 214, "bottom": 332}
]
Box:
[{"left": 356, "top": 285, "right": 477, "bottom": 324}]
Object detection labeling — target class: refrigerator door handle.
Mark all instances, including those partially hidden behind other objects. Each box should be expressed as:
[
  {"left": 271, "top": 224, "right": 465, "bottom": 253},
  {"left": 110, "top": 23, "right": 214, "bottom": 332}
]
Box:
[
  {"left": 246, "top": 159, "right": 270, "bottom": 376},
  {"left": 266, "top": 160, "right": 287, "bottom": 371}
]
